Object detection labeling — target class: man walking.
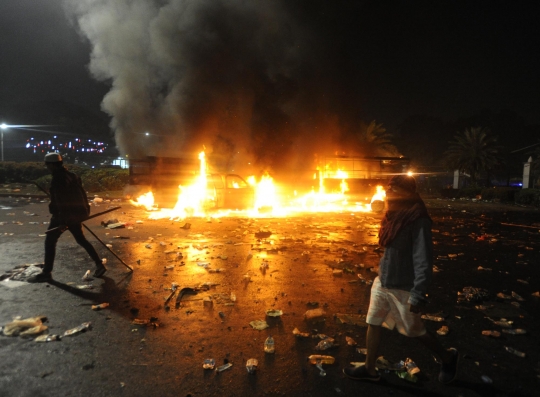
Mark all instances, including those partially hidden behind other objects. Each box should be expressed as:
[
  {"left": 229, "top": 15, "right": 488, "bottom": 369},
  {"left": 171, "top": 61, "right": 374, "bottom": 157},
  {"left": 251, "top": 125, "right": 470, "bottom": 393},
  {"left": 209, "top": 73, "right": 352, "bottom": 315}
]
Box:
[
  {"left": 28, "top": 153, "right": 106, "bottom": 282},
  {"left": 343, "top": 175, "right": 458, "bottom": 383}
]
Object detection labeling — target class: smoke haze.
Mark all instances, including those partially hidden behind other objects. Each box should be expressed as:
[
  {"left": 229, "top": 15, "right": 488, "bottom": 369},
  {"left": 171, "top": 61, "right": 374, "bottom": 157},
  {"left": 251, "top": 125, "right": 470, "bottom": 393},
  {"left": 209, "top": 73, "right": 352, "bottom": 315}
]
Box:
[{"left": 64, "top": 0, "right": 370, "bottom": 177}]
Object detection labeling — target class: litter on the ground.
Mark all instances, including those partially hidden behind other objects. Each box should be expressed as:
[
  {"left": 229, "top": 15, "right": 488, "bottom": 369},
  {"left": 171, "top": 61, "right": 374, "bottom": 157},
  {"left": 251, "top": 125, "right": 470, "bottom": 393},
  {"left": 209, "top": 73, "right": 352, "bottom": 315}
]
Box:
[{"left": 249, "top": 320, "right": 269, "bottom": 330}]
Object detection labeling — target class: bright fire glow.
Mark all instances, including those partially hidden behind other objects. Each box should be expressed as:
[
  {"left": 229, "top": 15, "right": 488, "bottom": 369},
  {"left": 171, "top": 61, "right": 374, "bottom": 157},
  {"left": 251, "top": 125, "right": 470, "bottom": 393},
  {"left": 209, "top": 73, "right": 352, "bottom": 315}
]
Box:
[
  {"left": 131, "top": 152, "right": 389, "bottom": 219},
  {"left": 130, "top": 191, "right": 156, "bottom": 211}
]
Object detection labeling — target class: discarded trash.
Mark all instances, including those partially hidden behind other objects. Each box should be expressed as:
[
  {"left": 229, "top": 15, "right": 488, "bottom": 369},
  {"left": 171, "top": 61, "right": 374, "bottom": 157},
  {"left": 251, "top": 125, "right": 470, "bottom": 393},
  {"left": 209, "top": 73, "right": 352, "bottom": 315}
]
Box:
[
  {"left": 497, "top": 292, "right": 512, "bottom": 300},
  {"left": 511, "top": 291, "right": 525, "bottom": 301},
  {"left": 216, "top": 362, "right": 233, "bottom": 372},
  {"left": 76, "top": 285, "right": 94, "bottom": 290},
  {"left": 396, "top": 370, "right": 418, "bottom": 383},
  {"left": 315, "top": 338, "right": 335, "bottom": 351},
  {"left": 203, "top": 359, "right": 216, "bottom": 370},
  {"left": 532, "top": 291, "right": 540, "bottom": 298},
  {"left": 246, "top": 358, "right": 258, "bottom": 374},
  {"left": 304, "top": 308, "right": 326, "bottom": 321},
  {"left": 488, "top": 318, "right": 513, "bottom": 328},
  {"left": 404, "top": 358, "right": 420, "bottom": 375},
  {"left": 504, "top": 346, "right": 526, "bottom": 358},
  {"left": 502, "top": 328, "right": 526, "bottom": 335},
  {"left": 180, "top": 223, "right": 191, "bottom": 230},
  {"left": 308, "top": 355, "right": 335, "bottom": 376},
  {"left": 34, "top": 334, "right": 61, "bottom": 343},
  {"left": 101, "top": 219, "right": 119, "bottom": 227},
  {"left": 457, "top": 286, "right": 490, "bottom": 303},
  {"left": 375, "top": 356, "right": 404, "bottom": 371},
  {"left": 63, "top": 322, "right": 92, "bottom": 337},
  {"left": 82, "top": 270, "right": 91, "bottom": 280},
  {"left": 2, "top": 315, "right": 48, "bottom": 337},
  {"left": 230, "top": 292, "right": 236, "bottom": 302},
  {"left": 249, "top": 320, "right": 269, "bottom": 330},
  {"left": 218, "top": 312, "right": 225, "bottom": 319},
  {"left": 345, "top": 336, "right": 357, "bottom": 346},
  {"left": 357, "top": 348, "right": 368, "bottom": 355},
  {"left": 421, "top": 314, "right": 445, "bottom": 322},
  {"left": 482, "top": 330, "right": 501, "bottom": 338},
  {"left": 332, "top": 269, "right": 343, "bottom": 276},
  {"left": 436, "top": 326, "right": 449, "bottom": 336},
  {"left": 107, "top": 223, "right": 125, "bottom": 229},
  {"left": 264, "top": 336, "right": 275, "bottom": 353},
  {"left": 266, "top": 309, "right": 283, "bottom": 317},
  {"left": 334, "top": 313, "right": 367, "bottom": 326},
  {"left": 292, "top": 327, "right": 310, "bottom": 338},
  {"left": 91, "top": 303, "right": 110, "bottom": 311},
  {"left": 481, "top": 375, "right": 493, "bottom": 384}
]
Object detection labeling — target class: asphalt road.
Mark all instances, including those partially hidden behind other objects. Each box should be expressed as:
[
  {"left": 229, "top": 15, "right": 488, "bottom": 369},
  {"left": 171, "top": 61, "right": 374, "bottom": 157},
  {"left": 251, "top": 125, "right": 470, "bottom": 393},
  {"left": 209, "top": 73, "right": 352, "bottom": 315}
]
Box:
[{"left": 1, "top": 196, "right": 539, "bottom": 397}]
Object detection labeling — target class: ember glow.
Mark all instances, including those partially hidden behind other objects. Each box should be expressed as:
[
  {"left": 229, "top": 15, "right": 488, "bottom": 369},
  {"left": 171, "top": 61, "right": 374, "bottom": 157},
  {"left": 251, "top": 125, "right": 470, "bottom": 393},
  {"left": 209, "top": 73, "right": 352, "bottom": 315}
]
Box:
[{"left": 131, "top": 152, "right": 389, "bottom": 219}]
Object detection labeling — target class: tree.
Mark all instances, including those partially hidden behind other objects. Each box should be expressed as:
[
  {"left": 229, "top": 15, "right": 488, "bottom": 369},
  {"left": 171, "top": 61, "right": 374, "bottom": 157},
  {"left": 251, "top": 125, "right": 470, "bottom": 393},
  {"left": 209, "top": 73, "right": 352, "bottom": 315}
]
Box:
[
  {"left": 354, "top": 120, "right": 399, "bottom": 157},
  {"left": 443, "top": 127, "right": 503, "bottom": 187}
]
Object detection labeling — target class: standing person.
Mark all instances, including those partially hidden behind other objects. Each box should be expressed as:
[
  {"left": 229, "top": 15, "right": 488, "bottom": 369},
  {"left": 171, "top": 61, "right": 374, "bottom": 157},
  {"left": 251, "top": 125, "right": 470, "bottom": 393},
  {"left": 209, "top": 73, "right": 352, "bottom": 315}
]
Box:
[
  {"left": 343, "top": 175, "right": 458, "bottom": 384},
  {"left": 28, "top": 153, "right": 106, "bottom": 282}
]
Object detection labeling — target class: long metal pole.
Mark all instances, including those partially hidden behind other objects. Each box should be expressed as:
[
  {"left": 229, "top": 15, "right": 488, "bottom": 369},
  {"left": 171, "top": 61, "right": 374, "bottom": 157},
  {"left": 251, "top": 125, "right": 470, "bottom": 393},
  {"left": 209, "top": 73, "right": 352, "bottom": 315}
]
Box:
[
  {"left": 1, "top": 130, "right": 3, "bottom": 161},
  {"left": 82, "top": 223, "right": 133, "bottom": 272}
]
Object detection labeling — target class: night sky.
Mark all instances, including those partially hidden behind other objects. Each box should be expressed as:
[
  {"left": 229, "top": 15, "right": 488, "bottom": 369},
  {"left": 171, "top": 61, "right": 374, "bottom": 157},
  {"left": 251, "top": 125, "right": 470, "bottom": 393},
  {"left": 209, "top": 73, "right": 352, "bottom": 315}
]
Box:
[{"left": 0, "top": 1, "right": 538, "bottom": 168}]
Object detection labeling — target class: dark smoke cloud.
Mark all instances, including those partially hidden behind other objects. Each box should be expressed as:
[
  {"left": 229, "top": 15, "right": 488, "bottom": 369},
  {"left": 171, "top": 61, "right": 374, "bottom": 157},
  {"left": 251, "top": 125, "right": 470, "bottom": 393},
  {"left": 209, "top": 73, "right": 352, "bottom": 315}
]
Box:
[{"left": 64, "top": 0, "right": 370, "bottom": 178}]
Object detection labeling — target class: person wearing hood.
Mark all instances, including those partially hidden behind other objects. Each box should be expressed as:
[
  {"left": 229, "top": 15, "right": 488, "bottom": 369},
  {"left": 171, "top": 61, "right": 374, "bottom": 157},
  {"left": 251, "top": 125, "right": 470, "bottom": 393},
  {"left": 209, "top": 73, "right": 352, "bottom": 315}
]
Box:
[
  {"left": 28, "top": 153, "right": 106, "bottom": 282},
  {"left": 343, "top": 175, "right": 458, "bottom": 384}
]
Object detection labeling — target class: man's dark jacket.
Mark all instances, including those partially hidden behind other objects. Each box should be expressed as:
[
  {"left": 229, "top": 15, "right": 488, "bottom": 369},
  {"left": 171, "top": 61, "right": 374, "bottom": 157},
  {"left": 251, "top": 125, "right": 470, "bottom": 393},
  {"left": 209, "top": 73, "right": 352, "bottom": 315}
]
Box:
[{"left": 49, "top": 167, "right": 90, "bottom": 224}]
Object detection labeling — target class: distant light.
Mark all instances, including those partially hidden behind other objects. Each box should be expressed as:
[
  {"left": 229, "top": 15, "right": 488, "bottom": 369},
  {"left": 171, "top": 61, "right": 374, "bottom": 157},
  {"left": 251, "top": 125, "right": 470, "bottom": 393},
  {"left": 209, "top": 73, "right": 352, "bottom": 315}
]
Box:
[
  {"left": 407, "top": 171, "right": 414, "bottom": 176},
  {"left": 0, "top": 123, "right": 7, "bottom": 129},
  {"left": 145, "top": 132, "right": 150, "bottom": 136}
]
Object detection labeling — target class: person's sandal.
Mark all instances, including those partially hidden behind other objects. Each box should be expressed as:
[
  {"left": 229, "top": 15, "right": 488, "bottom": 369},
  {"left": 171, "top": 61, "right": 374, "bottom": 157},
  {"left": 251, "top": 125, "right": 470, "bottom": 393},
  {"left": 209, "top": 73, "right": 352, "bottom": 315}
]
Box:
[{"left": 343, "top": 364, "right": 381, "bottom": 382}]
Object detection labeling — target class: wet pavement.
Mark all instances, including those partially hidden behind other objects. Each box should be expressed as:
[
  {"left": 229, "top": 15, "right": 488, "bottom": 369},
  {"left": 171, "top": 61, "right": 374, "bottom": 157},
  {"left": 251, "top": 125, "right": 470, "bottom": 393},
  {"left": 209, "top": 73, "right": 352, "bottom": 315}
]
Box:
[{"left": 1, "top": 195, "right": 539, "bottom": 397}]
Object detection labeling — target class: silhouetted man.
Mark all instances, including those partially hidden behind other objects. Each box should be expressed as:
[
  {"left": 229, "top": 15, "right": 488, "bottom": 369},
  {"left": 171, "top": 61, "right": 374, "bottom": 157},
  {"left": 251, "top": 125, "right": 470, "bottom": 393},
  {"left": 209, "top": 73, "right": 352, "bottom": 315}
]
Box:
[{"left": 28, "top": 153, "right": 106, "bottom": 282}]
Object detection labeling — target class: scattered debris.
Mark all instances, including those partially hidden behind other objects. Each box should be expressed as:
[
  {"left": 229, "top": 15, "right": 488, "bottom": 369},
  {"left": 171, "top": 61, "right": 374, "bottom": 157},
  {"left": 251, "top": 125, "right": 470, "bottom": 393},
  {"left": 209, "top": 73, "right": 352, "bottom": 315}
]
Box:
[
  {"left": 249, "top": 320, "right": 269, "bottom": 330},
  {"left": 2, "top": 315, "right": 48, "bottom": 337},
  {"left": 266, "top": 309, "right": 283, "bottom": 317},
  {"left": 334, "top": 313, "right": 367, "bottom": 326},
  {"left": 63, "top": 322, "right": 92, "bottom": 337}
]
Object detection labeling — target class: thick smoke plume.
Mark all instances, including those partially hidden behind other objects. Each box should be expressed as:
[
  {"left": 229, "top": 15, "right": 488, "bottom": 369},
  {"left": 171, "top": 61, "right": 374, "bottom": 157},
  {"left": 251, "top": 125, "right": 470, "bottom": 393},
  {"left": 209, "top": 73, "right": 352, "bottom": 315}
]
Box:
[{"left": 64, "top": 1, "right": 371, "bottom": 179}]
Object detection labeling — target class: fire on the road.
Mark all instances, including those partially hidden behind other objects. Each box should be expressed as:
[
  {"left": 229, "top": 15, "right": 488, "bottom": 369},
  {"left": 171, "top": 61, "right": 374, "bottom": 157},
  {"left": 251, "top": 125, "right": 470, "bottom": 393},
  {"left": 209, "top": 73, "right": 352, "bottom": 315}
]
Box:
[{"left": 130, "top": 151, "right": 386, "bottom": 219}]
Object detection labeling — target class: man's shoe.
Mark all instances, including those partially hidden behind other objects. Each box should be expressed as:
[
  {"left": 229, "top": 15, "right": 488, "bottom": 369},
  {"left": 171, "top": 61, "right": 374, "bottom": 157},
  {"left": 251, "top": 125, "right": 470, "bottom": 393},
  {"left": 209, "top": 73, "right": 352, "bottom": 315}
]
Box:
[
  {"left": 343, "top": 364, "right": 381, "bottom": 382},
  {"left": 93, "top": 264, "right": 107, "bottom": 278},
  {"left": 438, "top": 348, "right": 459, "bottom": 384},
  {"left": 28, "top": 272, "right": 52, "bottom": 283}
]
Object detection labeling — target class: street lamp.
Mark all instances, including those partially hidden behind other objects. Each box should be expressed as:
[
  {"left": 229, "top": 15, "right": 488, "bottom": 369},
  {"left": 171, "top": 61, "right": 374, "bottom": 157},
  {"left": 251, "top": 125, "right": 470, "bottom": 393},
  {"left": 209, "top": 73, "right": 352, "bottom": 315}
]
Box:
[{"left": 1, "top": 123, "right": 8, "bottom": 162}]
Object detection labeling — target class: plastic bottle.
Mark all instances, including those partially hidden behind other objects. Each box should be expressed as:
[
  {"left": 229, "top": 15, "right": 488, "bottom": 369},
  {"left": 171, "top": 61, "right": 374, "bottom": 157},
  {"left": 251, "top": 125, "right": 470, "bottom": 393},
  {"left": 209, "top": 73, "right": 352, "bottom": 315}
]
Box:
[
  {"left": 264, "top": 336, "right": 275, "bottom": 353},
  {"left": 504, "top": 346, "right": 526, "bottom": 358},
  {"left": 502, "top": 328, "right": 526, "bottom": 335},
  {"left": 307, "top": 355, "right": 335, "bottom": 365}
]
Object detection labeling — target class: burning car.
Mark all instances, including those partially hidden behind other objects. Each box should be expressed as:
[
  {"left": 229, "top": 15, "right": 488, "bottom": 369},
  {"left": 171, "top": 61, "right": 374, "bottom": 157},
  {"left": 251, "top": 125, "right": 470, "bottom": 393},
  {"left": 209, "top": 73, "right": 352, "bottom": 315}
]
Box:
[{"left": 126, "top": 154, "right": 254, "bottom": 212}]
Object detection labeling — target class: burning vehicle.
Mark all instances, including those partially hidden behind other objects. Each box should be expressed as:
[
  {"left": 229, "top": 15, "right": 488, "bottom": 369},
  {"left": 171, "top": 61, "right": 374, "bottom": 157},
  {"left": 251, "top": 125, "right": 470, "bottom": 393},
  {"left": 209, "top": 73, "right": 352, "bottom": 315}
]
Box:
[
  {"left": 126, "top": 151, "right": 406, "bottom": 219},
  {"left": 317, "top": 155, "right": 411, "bottom": 204},
  {"left": 126, "top": 153, "right": 254, "bottom": 215}
]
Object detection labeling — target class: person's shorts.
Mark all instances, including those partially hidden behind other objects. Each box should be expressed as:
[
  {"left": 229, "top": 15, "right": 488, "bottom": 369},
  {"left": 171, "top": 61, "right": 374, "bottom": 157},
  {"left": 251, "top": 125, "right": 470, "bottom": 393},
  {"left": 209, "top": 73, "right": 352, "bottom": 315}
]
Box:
[{"left": 366, "top": 277, "right": 426, "bottom": 337}]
